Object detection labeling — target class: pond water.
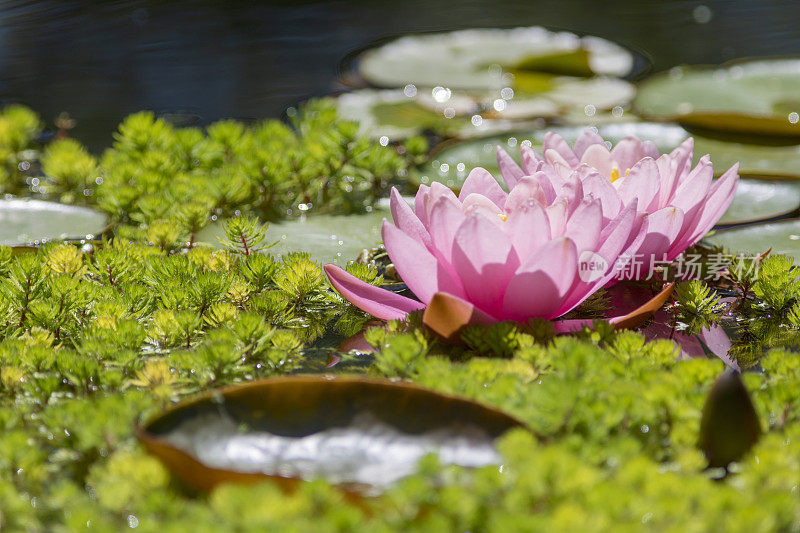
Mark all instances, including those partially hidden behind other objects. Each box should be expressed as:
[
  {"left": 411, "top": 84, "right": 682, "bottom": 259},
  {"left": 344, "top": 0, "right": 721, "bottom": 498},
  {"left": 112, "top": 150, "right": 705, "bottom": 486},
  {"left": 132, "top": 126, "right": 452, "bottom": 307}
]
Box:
[{"left": 2, "top": 1, "right": 800, "bottom": 148}]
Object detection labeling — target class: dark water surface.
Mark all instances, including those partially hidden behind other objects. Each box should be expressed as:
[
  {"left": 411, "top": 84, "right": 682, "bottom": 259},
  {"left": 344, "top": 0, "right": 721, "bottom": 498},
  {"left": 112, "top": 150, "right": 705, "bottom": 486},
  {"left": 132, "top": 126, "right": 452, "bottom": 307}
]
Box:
[{"left": 1, "top": 0, "right": 799, "bottom": 149}]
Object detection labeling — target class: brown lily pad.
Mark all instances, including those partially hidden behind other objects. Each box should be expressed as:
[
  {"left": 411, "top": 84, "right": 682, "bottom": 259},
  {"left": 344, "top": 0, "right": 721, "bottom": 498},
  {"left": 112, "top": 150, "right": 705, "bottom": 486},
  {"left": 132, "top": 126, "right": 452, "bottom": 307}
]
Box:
[{"left": 139, "top": 376, "right": 523, "bottom": 494}]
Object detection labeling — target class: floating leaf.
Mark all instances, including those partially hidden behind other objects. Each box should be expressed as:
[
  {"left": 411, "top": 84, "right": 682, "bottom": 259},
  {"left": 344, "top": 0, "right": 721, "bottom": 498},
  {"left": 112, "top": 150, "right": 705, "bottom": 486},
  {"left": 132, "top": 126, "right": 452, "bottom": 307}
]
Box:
[
  {"left": 0, "top": 198, "right": 108, "bottom": 246},
  {"left": 699, "top": 369, "right": 761, "bottom": 468},
  {"left": 634, "top": 59, "right": 800, "bottom": 137},
  {"left": 707, "top": 220, "right": 800, "bottom": 261},
  {"left": 356, "top": 27, "right": 635, "bottom": 90},
  {"left": 139, "top": 376, "right": 524, "bottom": 493},
  {"left": 197, "top": 211, "right": 387, "bottom": 265}
]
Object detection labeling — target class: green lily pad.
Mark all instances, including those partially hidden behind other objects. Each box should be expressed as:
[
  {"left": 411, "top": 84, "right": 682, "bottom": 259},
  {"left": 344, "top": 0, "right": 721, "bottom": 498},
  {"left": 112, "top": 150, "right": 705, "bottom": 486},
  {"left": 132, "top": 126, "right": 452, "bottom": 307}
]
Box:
[
  {"left": 356, "top": 27, "right": 634, "bottom": 90},
  {"left": 718, "top": 180, "right": 800, "bottom": 225},
  {"left": 333, "top": 80, "right": 633, "bottom": 142},
  {"left": 0, "top": 198, "right": 108, "bottom": 246},
  {"left": 197, "top": 211, "right": 389, "bottom": 265},
  {"left": 707, "top": 219, "right": 800, "bottom": 260},
  {"left": 634, "top": 59, "right": 800, "bottom": 137}
]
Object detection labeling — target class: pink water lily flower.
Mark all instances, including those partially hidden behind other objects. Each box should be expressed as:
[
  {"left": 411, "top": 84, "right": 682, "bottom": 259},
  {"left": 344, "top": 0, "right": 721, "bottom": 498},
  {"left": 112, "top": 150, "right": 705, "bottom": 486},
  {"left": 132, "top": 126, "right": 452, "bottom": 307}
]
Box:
[
  {"left": 325, "top": 164, "right": 647, "bottom": 325},
  {"left": 496, "top": 130, "right": 739, "bottom": 268}
]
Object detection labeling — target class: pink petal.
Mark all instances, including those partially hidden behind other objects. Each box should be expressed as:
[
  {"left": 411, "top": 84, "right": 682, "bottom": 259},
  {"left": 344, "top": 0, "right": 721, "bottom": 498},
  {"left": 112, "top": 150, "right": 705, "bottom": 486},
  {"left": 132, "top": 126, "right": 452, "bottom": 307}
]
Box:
[
  {"left": 414, "top": 184, "right": 431, "bottom": 226},
  {"left": 521, "top": 143, "right": 544, "bottom": 174},
  {"left": 573, "top": 129, "right": 606, "bottom": 159},
  {"left": 504, "top": 200, "right": 551, "bottom": 259},
  {"left": 461, "top": 193, "right": 506, "bottom": 228},
  {"left": 635, "top": 206, "right": 685, "bottom": 262},
  {"left": 558, "top": 171, "right": 585, "bottom": 215},
  {"left": 610, "top": 137, "right": 647, "bottom": 172},
  {"left": 428, "top": 195, "right": 466, "bottom": 266},
  {"left": 670, "top": 155, "right": 713, "bottom": 226},
  {"left": 616, "top": 157, "right": 660, "bottom": 212},
  {"left": 670, "top": 137, "right": 695, "bottom": 184},
  {"left": 504, "top": 176, "right": 547, "bottom": 213},
  {"left": 543, "top": 132, "right": 580, "bottom": 168},
  {"left": 424, "top": 182, "right": 460, "bottom": 223},
  {"left": 546, "top": 198, "right": 569, "bottom": 237},
  {"left": 501, "top": 237, "right": 578, "bottom": 320},
  {"left": 324, "top": 264, "right": 425, "bottom": 321},
  {"left": 564, "top": 198, "right": 602, "bottom": 253},
  {"left": 530, "top": 170, "right": 557, "bottom": 203},
  {"left": 382, "top": 220, "right": 464, "bottom": 304},
  {"left": 423, "top": 292, "right": 498, "bottom": 342},
  {"left": 451, "top": 214, "right": 520, "bottom": 317},
  {"left": 390, "top": 187, "right": 432, "bottom": 249},
  {"left": 656, "top": 153, "right": 679, "bottom": 209},
  {"left": 497, "top": 146, "right": 523, "bottom": 189},
  {"left": 458, "top": 167, "right": 507, "bottom": 210},
  {"left": 580, "top": 143, "right": 617, "bottom": 179},
  {"left": 642, "top": 140, "right": 660, "bottom": 160},
  {"left": 684, "top": 163, "right": 740, "bottom": 248},
  {"left": 596, "top": 200, "right": 637, "bottom": 262},
  {"left": 582, "top": 170, "right": 622, "bottom": 220}
]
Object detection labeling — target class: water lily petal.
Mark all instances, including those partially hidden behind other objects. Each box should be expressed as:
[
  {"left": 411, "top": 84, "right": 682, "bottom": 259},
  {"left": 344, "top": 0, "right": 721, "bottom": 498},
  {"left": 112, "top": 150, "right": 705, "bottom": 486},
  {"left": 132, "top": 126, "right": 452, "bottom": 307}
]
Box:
[
  {"left": 428, "top": 194, "right": 466, "bottom": 266},
  {"left": 497, "top": 146, "right": 523, "bottom": 189},
  {"left": 458, "top": 167, "right": 507, "bottom": 210},
  {"left": 543, "top": 131, "right": 580, "bottom": 167},
  {"left": 423, "top": 292, "right": 498, "bottom": 342},
  {"left": 414, "top": 184, "right": 431, "bottom": 226},
  {"left": 502, "top": 237, "right": 577, "bottom": 320},
  {"left": 504, "top": 176, "right": 547, "bottom": 212},
  {"left": 382, "top": 220, "right": 464, "bottom": 303},
  {"left": 617, "top": 157, "right": 660, "bottom": 212},
  {"left": 635, "top": 207, "right": 685, "bottom": 262},
  {"left": 684, "top": 163, "right": 740, "bottom": 248},
  {"left": 390, "top": 187, "right": 432, "bottom": 249},
  {"left": 452, "top": 214, "right": 520, "bottom": 317},
  {"left": 324, "top": 264, "right": 425, "bottom": 321},
  {"left": 580, "top": 143, "right": 617, "bottom": 179},
  {"left": 564, "top": 198, "right": 602, "bottom": 253},
  {"left": 610, "top": 137, "right": 647, "bottom": 172},
  {"left": 670, "top": 137, "right": 695, "bottom": 185},
  {"left": 581, "top": 170, "right": 622, "bottom": 220},
  {"left": 573, "top": 129, "right": 606, "bottom": 159},
  {"left": 504, "top": 200, "right": 551, "bottom": 259},
  {"left": 424, "top": 182, "right": 460, "bottom": 224},
  {"left": 521, "top": 143, "right": 544, "bottom": 175}
]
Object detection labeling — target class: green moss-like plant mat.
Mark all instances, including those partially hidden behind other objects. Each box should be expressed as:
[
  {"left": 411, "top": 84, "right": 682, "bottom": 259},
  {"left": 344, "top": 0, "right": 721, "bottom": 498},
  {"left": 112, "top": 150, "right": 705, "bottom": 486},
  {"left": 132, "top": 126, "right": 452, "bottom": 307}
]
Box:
[
  {"left": 355, "top": 26, "right": 635, "bottom": 89},
  {"left": 634, "top": 58, "right": 800, "bottom": 137},
  {"left": 0, "top": 104, "right": 799, "bottom": 529}
]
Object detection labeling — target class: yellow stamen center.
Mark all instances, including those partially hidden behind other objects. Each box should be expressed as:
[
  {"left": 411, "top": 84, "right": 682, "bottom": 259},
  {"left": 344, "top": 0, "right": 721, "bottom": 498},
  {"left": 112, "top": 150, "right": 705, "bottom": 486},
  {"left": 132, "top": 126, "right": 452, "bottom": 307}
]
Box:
[
  {"left": 609, "top": 168, "right": 631, "bottom": 183},
  {"left": 497, "top": 213, "right": 508, "bottom": 222}
]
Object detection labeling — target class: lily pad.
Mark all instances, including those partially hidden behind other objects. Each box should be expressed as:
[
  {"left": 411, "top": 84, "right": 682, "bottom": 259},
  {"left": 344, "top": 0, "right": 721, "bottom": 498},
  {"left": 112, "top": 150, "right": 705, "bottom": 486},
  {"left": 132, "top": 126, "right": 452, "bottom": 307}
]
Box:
[
  {"left": 634, "top": 59, "right": 800, "bottom": 137},
  {"left": 706, "top": 219, "right": 800, "bottom": 260},
  {"left": 718, "top": 180, "right": 800, "bottom": 226},
  {"left": 197, "top": 211, "right": 388, "bottom": 265},
  {"left": 0, "top": 198, "right": 108, "bottom": 245},
  {"left": 356, "top": 27, "right": 635, "bottom": 90},
  {"left": 139, "top": 376, "right": 523, "bottom": 493},
  {"left": 333, "top": 81, "right": 633, "bottom": 142}
]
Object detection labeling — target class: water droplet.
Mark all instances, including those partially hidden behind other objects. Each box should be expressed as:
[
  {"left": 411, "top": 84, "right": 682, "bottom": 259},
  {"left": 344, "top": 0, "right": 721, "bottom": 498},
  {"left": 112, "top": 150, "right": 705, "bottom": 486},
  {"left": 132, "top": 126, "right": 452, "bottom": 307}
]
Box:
[
  {"left": 789, "top": 112, "right": 799, "bottom": 124},
  {"left": 500, "top": 87, "right": 514, "bottom": 100},
  {"left": 693, "top": 4, "right": 712, "bottom": 23},
  {"left": 584, "top": 104, "right": 596, "bottom": 117},
  {"left": 611, "top": 106, "right": 624, "bottom": 118},
  {"left": 432, "top": 86, "right": 451, "bottom": 103},
  {"left": 403, "top": 84, "right": 417, "bottom": 97},
  {"left": 443, "top": 107, "right": 456, "bottom": 119},
  {"left": 456, "top": 163, "right": 465, "bottom": 172},
  {"left": 507, "top": 137, "right": 517, "bottom": 147},
  {"left": 379, "top": 136, "right": 389, "bottom": 146},
  {"left": 493, "top": 99, "right": 506, "bottom": 112},
  {"left": 440, "top": 163, "right": 450, "bottom": 173},
  {"left": 471, "top": 114, "right": 483, "bottom": 126}
]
